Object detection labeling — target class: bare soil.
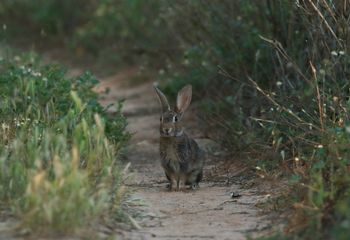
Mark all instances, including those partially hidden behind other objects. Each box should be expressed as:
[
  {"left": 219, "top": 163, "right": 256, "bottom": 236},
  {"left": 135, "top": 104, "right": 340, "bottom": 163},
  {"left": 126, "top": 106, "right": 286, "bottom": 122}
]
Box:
[{"left": 95, "top": 70, "right": 273, "bottom": 240}]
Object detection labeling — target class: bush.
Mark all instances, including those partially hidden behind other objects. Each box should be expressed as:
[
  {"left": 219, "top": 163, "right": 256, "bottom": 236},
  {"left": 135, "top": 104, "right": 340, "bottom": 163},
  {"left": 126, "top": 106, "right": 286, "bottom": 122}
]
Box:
[
  {"left": 0, "top": 53, "right": 129, "bottom": 233},
  {"left": 73, "top": 0, "right": 173, "bottom": 58},
  {"left": 0, "top": 0, "right": 176, "bottom": 66},
  {"left": 0, "top": 0, "right": 94, "bottom": 37},
  {"left": 160, "top": 1, "right": 350, "bottom": 238}
]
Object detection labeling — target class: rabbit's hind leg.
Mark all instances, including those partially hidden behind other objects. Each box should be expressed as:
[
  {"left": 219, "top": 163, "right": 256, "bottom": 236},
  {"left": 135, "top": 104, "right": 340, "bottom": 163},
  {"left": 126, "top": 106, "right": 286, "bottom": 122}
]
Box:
[
  {"left": 196, "top": 170, "right": 203, "bottom": 184},
  {"left": 185, "top": 170, "right": 202, "bottom": 190},
  {"left": 165, "top": 171, "right": 174, "bottom": 191},
  {"left": 175, "top": 177, "right": 180, "bottom": 191}
]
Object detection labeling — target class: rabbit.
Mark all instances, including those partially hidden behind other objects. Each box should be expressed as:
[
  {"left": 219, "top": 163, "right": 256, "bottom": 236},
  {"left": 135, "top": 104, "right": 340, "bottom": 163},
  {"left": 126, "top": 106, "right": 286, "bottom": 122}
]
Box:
[{"left": 153, "top": 84, "right": 204, "bottom": 191}]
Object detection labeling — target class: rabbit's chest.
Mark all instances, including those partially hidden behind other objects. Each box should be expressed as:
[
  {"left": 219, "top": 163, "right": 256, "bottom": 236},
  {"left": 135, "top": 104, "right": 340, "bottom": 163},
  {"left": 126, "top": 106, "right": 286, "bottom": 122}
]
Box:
[
  {"left": 161, "top": 144, "right": 179, "bottom": 162},
  {"left": 160, "top": 144, "right": 186, "bottom": 172}
]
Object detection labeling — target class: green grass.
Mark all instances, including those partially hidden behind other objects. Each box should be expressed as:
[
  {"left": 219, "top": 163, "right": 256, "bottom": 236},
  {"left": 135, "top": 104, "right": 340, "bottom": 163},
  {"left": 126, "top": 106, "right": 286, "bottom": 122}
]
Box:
[{"left": 0, "top": 52, "right": 129, "bottom": 234}]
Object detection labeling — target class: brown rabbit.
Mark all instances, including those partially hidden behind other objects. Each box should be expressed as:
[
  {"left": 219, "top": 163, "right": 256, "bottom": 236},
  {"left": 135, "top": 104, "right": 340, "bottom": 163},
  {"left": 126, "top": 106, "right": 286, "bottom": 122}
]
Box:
[{"left": 154, "top": 84, "right": 204, "bottom": 191}]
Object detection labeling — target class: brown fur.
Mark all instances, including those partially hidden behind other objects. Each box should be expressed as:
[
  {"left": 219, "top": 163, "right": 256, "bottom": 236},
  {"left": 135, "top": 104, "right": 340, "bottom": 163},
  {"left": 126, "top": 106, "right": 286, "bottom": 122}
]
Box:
[{"left": 154, "top": 84, "right": 204, "bottom": 191}]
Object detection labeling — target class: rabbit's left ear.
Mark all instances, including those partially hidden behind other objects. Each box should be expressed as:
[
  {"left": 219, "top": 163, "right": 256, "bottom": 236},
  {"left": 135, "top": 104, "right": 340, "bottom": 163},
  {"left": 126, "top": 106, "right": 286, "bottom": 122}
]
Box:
[{"left": 175, "top": 85, "right": 192, "bottom": 115}]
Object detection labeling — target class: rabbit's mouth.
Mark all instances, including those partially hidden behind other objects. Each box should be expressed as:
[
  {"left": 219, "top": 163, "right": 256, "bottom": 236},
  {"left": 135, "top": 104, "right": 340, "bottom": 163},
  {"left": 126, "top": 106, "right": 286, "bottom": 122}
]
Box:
[
  {"left": 161, "top": 127, "right": 174, "bottom": 136},
  {"left": 160, "top": 129, "right": 183, "bottom": 137},
  {"left": 160, "top": 131, "right": 175, "bottom": 137}
]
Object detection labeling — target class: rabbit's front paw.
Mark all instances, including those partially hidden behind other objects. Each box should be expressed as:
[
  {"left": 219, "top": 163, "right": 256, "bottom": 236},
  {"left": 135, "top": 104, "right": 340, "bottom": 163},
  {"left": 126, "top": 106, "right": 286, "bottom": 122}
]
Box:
[
  {"left": 166, "top": 182, "right": 173, "bottom": 191},
  {"left": 190, "top": 183, "right": 199, "bottom": 190}
]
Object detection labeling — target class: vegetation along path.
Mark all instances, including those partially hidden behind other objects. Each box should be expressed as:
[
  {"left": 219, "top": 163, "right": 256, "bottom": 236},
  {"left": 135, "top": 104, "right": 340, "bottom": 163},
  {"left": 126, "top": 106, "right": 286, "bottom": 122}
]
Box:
[{"left": 95, "top": 69, "right": 272, "bottom": 240}]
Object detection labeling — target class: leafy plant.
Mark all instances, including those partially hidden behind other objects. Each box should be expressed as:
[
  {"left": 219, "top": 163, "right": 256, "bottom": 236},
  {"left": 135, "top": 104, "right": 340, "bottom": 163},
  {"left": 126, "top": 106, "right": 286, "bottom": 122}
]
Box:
[{"left": 0, "top": 53, "right": 129, "bottom": 234}]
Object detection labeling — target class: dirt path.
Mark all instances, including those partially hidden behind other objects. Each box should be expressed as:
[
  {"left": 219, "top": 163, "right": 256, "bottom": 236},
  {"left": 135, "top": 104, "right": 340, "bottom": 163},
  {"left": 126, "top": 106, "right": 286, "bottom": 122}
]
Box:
[{"left": 96, "top": 70, "right": 271, "bottom": 240}]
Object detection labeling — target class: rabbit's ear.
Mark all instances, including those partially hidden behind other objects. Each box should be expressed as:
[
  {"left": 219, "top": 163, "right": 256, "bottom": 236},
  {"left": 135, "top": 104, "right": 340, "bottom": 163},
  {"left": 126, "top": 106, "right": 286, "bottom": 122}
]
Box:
[
  {"left": 176, "top": 85, "right": 192, "bottom": 115},
  {"left": 154, "top": 85, "right": 170, "bottom": 113}
]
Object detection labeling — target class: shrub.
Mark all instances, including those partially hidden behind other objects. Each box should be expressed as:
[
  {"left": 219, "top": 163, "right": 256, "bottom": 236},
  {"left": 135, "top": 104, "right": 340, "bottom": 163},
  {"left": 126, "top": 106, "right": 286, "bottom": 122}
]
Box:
[
  {"left": 161, "top": 1, "right": 350, "bottom": 238},
  {"left": 73, "top": 0, "right": 173, "bottom": 58},
  {"left": 0, "top": 0, "right": 94, "bottom": 37},
  {"left": 0, "top": 0, "right": 176, "bottom": 66},
  {"left": 0, "top": 53, "right": 129, "bottom": 233}
]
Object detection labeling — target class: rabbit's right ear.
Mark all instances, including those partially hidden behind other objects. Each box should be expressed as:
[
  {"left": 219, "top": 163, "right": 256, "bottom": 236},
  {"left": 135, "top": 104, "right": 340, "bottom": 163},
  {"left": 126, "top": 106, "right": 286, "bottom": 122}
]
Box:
[
  {"left": 154, "top": 85, "right": 170, "bottom": 113},
  {"left": 175, "top": 85, "right": 192, "bottom": 115}
]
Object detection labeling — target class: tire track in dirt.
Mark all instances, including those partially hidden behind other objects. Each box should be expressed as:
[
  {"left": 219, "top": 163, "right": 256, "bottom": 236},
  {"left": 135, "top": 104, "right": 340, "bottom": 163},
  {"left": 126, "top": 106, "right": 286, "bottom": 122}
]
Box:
[{"left": 96, "top": 70, "right": 271, "bottom": 240}]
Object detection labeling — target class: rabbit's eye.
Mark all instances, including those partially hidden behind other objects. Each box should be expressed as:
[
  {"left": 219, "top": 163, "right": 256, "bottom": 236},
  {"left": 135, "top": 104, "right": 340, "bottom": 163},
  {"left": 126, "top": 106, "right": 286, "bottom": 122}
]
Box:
[
  {"left": 160, "top": 116, "right": 163, "bottom": 122},
  {"left": 173, "top": 116, "right": 178, "bottom": 122}
]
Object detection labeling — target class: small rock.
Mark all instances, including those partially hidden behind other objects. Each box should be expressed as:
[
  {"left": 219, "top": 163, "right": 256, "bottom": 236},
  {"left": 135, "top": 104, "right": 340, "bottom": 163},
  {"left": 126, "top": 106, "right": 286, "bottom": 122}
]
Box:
[{"left": 230, "top": 192, "right": 241, "bottom": 198}]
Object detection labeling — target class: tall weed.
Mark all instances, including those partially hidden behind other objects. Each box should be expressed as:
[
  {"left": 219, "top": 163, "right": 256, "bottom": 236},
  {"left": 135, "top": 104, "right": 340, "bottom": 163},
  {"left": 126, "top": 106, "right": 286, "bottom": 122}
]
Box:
[{"left": 0, "top": 53, "right": 129, "bottom": 233}]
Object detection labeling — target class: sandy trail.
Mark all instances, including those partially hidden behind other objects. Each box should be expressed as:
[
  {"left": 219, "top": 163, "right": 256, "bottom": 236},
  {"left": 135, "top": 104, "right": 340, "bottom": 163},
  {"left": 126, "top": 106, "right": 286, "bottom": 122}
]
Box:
[{"left": 96, "top": 70, "right": 270, "bottom": 240}]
